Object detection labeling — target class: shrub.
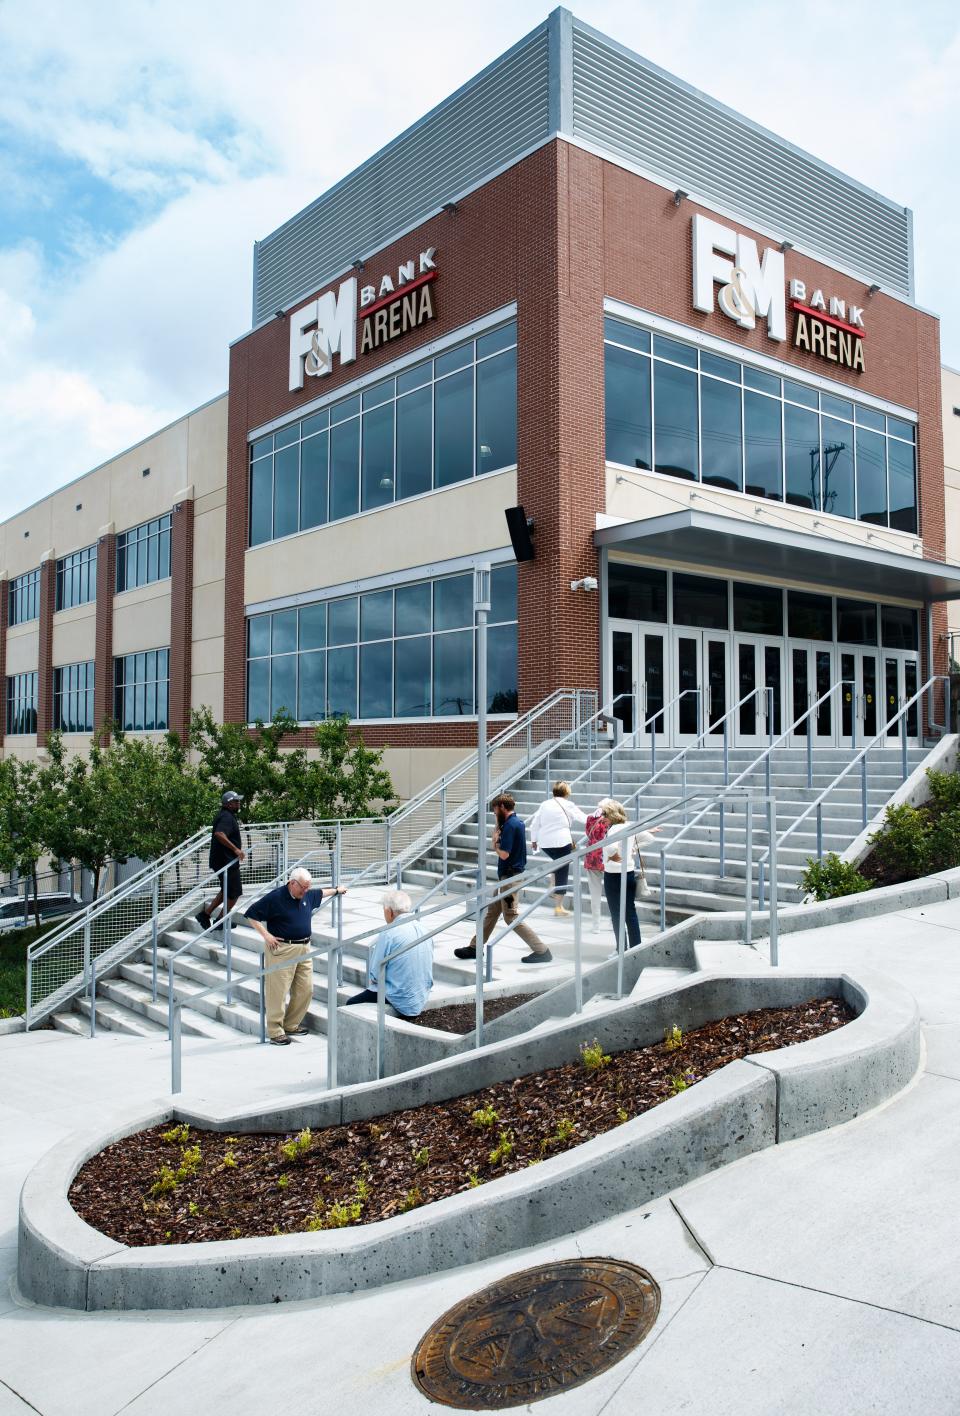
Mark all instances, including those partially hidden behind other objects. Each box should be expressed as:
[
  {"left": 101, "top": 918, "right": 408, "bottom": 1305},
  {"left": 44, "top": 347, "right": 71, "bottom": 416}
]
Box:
[
  {"left": 470, "top": 1105, "right": 498, "bottom": 1129},
  {"left": 799, "top": 853, "right": 873, "bottom": 901},
  {"left": 488, "top": 1130, "right": 515, "bottom": 1165},
  {"left": 280, "top": 1128, "right": 312, "bottom": 1162},
  {"left": 869, "top": 805, "right": 930, "bottom": 881},
  {"left": 663, "top": 1025, "right": 683, "bottom": 1052},
  {"left": 579, "top": 1039, "right": 611, "bottom": 1071}
]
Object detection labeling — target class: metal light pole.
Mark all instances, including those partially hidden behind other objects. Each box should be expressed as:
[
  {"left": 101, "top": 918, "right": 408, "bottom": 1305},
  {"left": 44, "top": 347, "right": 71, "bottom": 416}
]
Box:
[{"left": 474, "top": 563, "right": 491, "bottom": 1038}]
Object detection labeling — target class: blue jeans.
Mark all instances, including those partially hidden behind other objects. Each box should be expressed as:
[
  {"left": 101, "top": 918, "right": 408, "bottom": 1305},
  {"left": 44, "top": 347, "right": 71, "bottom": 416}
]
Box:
[{"left": 603, "top": 871, "right": 640, "bottom": 950}]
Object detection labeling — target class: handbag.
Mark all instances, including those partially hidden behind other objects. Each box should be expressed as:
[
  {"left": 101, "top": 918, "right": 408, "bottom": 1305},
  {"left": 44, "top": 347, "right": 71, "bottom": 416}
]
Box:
[{"left": 636, "top": 847, "right": 653, "bottom": 898}]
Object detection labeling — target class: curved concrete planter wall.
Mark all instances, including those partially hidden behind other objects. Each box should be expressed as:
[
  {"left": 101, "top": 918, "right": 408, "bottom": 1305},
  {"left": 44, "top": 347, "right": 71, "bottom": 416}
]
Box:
[{"left": 18, "top": 967, "right": 919, "bottom": 1312}]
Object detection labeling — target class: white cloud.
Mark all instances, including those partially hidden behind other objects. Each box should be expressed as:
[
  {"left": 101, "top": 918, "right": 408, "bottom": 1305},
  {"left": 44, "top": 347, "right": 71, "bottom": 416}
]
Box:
[{"left": 0, "top": 0, "right": 958, "bottom": 522}]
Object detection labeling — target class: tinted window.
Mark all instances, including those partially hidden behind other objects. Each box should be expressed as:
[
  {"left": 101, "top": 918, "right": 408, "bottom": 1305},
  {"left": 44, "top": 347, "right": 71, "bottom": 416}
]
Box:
[
  {"left": 673, "top": 574, "right": 728, "bottom": 630},
  {"left": 608, "top": 564, "right": 667, "bottom": 622}
]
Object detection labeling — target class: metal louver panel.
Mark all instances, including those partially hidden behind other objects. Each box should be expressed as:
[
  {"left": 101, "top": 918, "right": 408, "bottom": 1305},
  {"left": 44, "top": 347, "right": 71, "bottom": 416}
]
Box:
[
  {"left": 570, "top": 23, "right": 912, "bottom": 297},
  {"left": 253, "top": 26, "right": 552, "bottom": 324}
]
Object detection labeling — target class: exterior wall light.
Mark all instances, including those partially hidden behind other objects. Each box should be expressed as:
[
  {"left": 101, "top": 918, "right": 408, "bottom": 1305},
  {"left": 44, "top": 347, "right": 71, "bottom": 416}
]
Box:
[
  {"left": 673, "top": 189, "right": 688, "bottom": 207},
  {"left": 780, "top": 240, "right": 793, "bottom": 253},
  {"left": 352, "top": 258, "right": 365, "bottom": 273},
  {"left": 570, "top": 576, "right": 598, "bottom": 592},
  {"left": 867, "top": 283, "right": 880, "bottom": 295},
  {"left": 443, "top": 201, "right": 458, "bottom": 213}
]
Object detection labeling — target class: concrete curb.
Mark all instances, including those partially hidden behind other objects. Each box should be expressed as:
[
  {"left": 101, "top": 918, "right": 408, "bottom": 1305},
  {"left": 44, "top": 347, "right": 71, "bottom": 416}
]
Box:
[
  {"left": 17, "top": 967, "right": 920, "bottom": 1311},
  {"left": 0, "top": 1016, "right": 26, "bottom": 1035}
]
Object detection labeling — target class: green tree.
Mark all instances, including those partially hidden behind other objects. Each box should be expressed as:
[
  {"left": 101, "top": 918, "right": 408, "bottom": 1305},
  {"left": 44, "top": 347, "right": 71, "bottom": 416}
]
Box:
[{"left": 0, "top": 756, "right": 47, "bottom": 925}]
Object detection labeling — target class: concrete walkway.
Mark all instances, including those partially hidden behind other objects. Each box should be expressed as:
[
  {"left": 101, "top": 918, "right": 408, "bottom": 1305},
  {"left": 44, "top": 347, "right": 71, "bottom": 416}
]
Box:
[{"left": 1, "top": 899, "right": 959, "bottom": 1414}]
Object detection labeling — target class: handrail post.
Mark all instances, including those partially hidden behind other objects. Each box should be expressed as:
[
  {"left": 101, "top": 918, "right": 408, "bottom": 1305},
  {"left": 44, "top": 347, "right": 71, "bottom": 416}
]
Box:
[
  {"left": 281, "top": 822, "right": 289, "bottom": 879},
  {"left": 573, "top": 853, "right": 584, "bottom": 1014},
  {"left": 651, "top": 715, "right": 656, "bottom": 779},
  {"left": 441, "top": 784, "right": 448, "bottom": 881},
  {"left": 171, "top": 1003, "right": 182, "bottom": 1094},
  {"left": 723, "top": 716, "right": 729, "bottom": 786},
  {"left": 151, "top": 875, "right": 159, "bottom": 1002},
  {"left": 376, "top": 974, "right": 386, "bottom": 1080},
  {"left": 681, "top": 755, "right": 688, "bottom": 823},
  {"left": 758, "top": 858, "right": 765, "bottom": 911},
  {"left": 765, "top": 687, "right": 773, "bottom": 795},
  {"left": 861, "top": 751, "right": 869, "bottom": 830},
  {"left": 659, "top": 844, "right": 667, "bottom": 933},
  {"left": 82, "top": 918, "right": 91, "bottom": 994},
  {"left": 767, "top": 794, "right": 779, "bottom": 967},
  {"left": 616, "top": 843, "right": 627, "bottom": 1000},
  {"left": 817, "top": 803, "right": 824, "bottom": 863},
  {"left": 385, "top": 819, "right": 392, "bottom": 881},
  {"left": 327, "top": 946, "right": 339, "bottom": 1091},
  {"left": 744, "top": 798, "right": 753, "bottom": 950},
  {"left": 719, "top": 800, "right": 726, "bottom": 879},
  {"left": 259, "top": 969, "right": 266, "bottom": 1043},
  {"left": 900, "top": 706, "right": 908, "bottom": 782},
  {"left": 806, "top": 704, "right": 813, "bottom": 788},
  {"left": 224, "top": 898, "right": 233, "bottom": 1007},
  {"left": 88, "top": 957, "right": 97, "bottom": 1039}
]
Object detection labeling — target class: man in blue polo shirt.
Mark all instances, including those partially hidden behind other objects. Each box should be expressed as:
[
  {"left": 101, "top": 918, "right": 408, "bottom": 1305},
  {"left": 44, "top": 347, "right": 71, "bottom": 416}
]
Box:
[
  {"left": 454, "top": 792, "right": 551, "bottom": 964},
  {"left": 245, "top": 867, "right": 347, "bottom": 1044}
]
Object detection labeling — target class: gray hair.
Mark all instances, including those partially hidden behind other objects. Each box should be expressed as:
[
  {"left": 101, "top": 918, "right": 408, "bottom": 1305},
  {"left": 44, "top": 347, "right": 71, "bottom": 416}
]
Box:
[
  {"left": 289, "top": 866, "right": 313, "bottom": 886},
  {"left": 382, "top": 888, "right": 412, "bottom": 916}
]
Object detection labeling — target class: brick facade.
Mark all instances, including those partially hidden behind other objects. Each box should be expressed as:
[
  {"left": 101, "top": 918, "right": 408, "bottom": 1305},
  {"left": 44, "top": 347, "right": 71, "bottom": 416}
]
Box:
[
  {"left": 169, "top": 497, "right": 194, "bottom": 740},
  {"left": 94, "top": 531, "right": 116, "bottom": 738},
  {"left": 224, "top": 137, "right": 945, "bottom": 747},
  {"left": 35, "top": 558, "right": 56, "bottom": 744}
]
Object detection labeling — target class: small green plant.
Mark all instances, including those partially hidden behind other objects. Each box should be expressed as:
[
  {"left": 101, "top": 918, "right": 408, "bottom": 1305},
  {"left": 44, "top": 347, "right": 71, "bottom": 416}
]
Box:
[
  {"left": 488, "top": 1129, "right": 515, "bottom": 1165},
  {"left": 555, "top": 1117, "right": 575, "bottom": 1142},
  {"left": 161, "top": 1123, "right": 190, "bottom": 1145},
  {"left": 413, "top": 1146, "right": 430, "bottom": 1168},
  {"left": 616, "top": 1107, "right": 629, "bottom": 1123},
  {"left": 222, "top": 1151, "right": 238, "bottom": 1169},
  {"left": 280, "top": 1128, "right": 312, "bottom": 1162},
  {"left": 150, "top": 1165, "right": 179, "bottom": 1196},
  {"left": 467, "top": 1171, "right": 482, "bottom": 1188},
  {"left": 579, "top": 1039, "right": 611, "bottom": 1072},
  {"left": 354, "top": 1170, "right": 370, "bottom": 1203},
  {"left": 400, "top": 1187, "right": 422, "bottom": 1213},
  {"left": 369, "top": 1124, "right": 382, "bottom": 1140},
  {"left": 277, "top": 1173, "right": 290, "bottom": 1190},
  {"left": 669, "top": 1073, "right": 697, "bottom": 1095},
  {"left": 471, "top": 1104, "right": 499, "bottom": 1129},
  {"left": 305, "top": 1195, "right": 363, "bottom": 1231},
  {"left": 799, "top": 853, "right": 873, "bottom": 901},
  {"left": 188, "top": 1201, "right": 199, "bottom": 1216},
  {"left": 663, "top": 1025, "right": 684, "bottom": 1052},
  {"left": 179, "top": 1144, "right": 202, "bottom": 1176}
]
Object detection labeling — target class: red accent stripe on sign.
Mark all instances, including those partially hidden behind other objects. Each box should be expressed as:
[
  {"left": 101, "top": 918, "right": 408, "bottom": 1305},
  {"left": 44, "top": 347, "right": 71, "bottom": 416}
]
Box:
[
  {"left": 790, "top": 301, "right": 866, "bottom": 338},
  {"left": 359, "top": 269, "right": 437, "bottom": 319}
]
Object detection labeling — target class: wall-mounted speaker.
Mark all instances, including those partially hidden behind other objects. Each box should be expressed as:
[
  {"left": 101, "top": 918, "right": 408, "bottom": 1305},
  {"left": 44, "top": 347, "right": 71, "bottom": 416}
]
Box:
[{"left": 505, "top": 505, "right": 535, "bottom": 562}]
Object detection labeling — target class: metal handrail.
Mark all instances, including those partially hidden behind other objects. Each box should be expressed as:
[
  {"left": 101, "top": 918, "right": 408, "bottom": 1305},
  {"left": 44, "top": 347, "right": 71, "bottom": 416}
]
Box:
[
  {"left": 562, "top": 688, "right": 702, "bottom": 798},
  {"left": 757, "top": 673, "right": 950, "bottom": 906}
]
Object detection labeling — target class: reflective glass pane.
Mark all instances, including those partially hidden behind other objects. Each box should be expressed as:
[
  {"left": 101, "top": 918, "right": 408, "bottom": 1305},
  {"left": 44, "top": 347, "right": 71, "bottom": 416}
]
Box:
[
  {"left": 855, "top": 405, "right": 884, "bottom": 431},
  {"left": 477, "top": 324, "right": 516, "bottom": 358},
  {"left": 360, "top": 589, "right": 393, "bottom": 641},
  {"left": 490, "top": 563, "right": 517, "bottom": 624},
  {"left": 361, "top": 401, "right": 395, "bottom": 510},
  {"left": 434, "top": 575, "right": 472, "bottom": 630},
  {"left": 792, "top": 647, "right": 809, "bottom": 734},
  {"left": 327, "top": 646, "right": 358, "bottom": 718},
  {"left": 783, "top": 379, "right": 817, "bottom": 409},
  {"left": 744, "top": 367, "right": 780, "bottom": 395},
  {"left": 395, "top": 634, "right": 432, "bottom": 716},
  {"left": 700, "top": 351, "right": 740, "bottom": 382},
  {"left": 271, "top": 609, "right": 297, "bottom": 654},
  {"left": 788, "top": 590, "right": 832, "bottom": 640},
  {"left": 677, "top": 638, "right": 699, "bottom": 734},
  {"left": 328, "top": 597, "right": 359, "bottom": 646},
  {"left": 888, "top": 439, "right": 916, "bottom": 532},
  {"left": 249, "top": 458, "right": 273, "bottom": 546},
  {"left": 330, "top": 417, "right": 360, "bottom": 520},
  {"left": 247, "top": 616, "right": 270, "bottom": 658},
  {"left": 700, "top": 375, "right": 742, "bottom": 491},
  {"left": 156, "top": 678, "right": 168, "bottom": 730},
  {"left": 360, "top": 641, "right": 393, "bottom": 718},
  {"left": 299, "top": 432, "right": 329, "bottom": 530},
  {"left": 274, "top": 446, "right": 299, "bottom": 539},
  {"left": 820, "top": 415, "right": 854, "bottom": 519},
  {"left": 396, "top": 384, "right": 432, "bottom": 500},
  {"left": 270, "top": 654, "right": 297, "bottom": 719},
  {"left": 855, "top": 428, "right": 886, "bottom": 526},
  {"left": 885, "top": 658, "right": 899, "bottom": 736},
  {"left": 887, "top": 418, "right": 915, "bottom": 442},
  {"left": 654, "top": 360, "right": 697, "bottom": 480},
  {"left": 738, "top": 643, "right": 757, "bottom": 735},
  {"left": 397, "top": 360, "right": 432, "bottom": 394},
  {"left": 158, "top": 525, "right": 170, "bottom": 580},
  {"left": 299, "top": 602, "right": 326, "bottom": 650},
  {"left": 673, "top": 573, "right": 728, "bottom": 630},
  {"left": 476, "top": 347, "right": 517, "bottom": 473},
  {"left": 603, "top": 317, "right": 650, "bottom": 352},
  {"left": 837, "top": 598, "right": 878, "bottom": 645},
  {"left": 298, "top": 650, "right": 326, "bottom": 721},
  {"left": 785, "top": 403, "right": 820, "bottom": 509},
  {"left": 433, "top": 629, "right": 473, "bottom": 715},
  {"left": 251, "top": 436, "right": 273, "bottom": 459},
  {"left": 395, "top": 582, "right": 431, "bottom": 637},
  {"left": 744, "top": 391, "right": 782, "bottom": 500},
  {"left": 274, "top": 423, "right": 299, "bottom": 449},
  {"left": 881, "top": 605, "right": 918, "bottom": 650},
  {"left": 733, "top": 583, "right": 783, "bottom": 635},
  {"left": 821, "top": 393, "right": 853, "bottom": 420},
  {"left": 301, "top": 410, "right": 328, "bottom": 437},
  {"left": 434, "top": 366, "right": 473, "bottom": 487},
  {"left": 362, "top": 378, "right": 394, "bottom": 409},
  {"left": 607, "top": 563, "right": 667, "bottom": 622},
  {"left": 605, "top": 344, "right": 651, "bottom": 470},
  {"left": 330, "top": 394, "right": 361, "bottom": 424},
  {"left": 653, "top": 334, "right": 697, "bottom": 367},
  {"left": 487, "top": 622, "right": 518, "bottom": 712},
  {"left": 435, "top": 344, "right": 472, "bottom": 376}
]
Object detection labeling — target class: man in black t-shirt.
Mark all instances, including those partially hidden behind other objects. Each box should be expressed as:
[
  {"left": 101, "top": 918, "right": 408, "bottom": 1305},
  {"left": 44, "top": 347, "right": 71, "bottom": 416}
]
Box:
[{"left": 197, "top": 791, "right": 245, "bottom": 931}]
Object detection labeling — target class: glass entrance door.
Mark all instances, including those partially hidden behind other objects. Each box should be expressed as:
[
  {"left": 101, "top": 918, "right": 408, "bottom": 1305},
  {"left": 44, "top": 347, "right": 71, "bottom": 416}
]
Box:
[
  {"left": 608, "top": 620, "right": 668, "bottom": 739},
  {"left": 788, "top": 643, "right": 837, "bottom": 746},
  {"left": 674, "top": 630, "right": 729, "bottom": 744},
  {"left": 838, "top": 647, "right": 879, "bottom": 746},
  {"left": 882, "top": 653, "right": 920, "bottom": 742},
  {"left": 733, "top": 638, "right": 784, "bottom": 747}
]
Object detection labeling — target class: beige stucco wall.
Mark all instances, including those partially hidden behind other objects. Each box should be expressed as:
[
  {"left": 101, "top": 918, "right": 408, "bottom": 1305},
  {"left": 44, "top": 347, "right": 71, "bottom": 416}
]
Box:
[
  {"left": 51, "top": 603, "right": 96, "bottom": 665},
  {"left": 112, "top": 582, "right": 172, "bottom": 657},
  {"left": 243, "top": 467, "right": 517, "bottom": 606},
  {"left": 944, "top": 367, "right": 960, "bottom": 640},
  {"left": 605, "top": 464, "right": 923, "bottom": 566},
  {"left": 4, "top": 623, "right": 40, "bottom": 676}
]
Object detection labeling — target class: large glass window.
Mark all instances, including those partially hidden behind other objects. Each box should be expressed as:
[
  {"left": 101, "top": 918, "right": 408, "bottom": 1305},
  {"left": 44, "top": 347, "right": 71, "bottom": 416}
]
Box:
[
  {"left": 113, "top": 649, "right": 169, "bottom": 731},
  {"left": 608, "top": 564, "right": 667, "bottom": 622},
  {"left": 5, "top": 672, "right": 37, "bottom": 735},
  {"left": 55, "top": 545, "right": 97, "bottom": 611},
  {"left": 836, "top": 598, "right": 878, "bottom": 645},
  {"left": 733, "top": 583, "right": 783, "bottom": 636},
  {"left": 53, "top": 660, "right": 95, "bottom": 732},
  {"left": 248, "top": 322, "right": 517, "bottom": 546},
  {"left": 115, "top": 516, "right": 172, "bottom": 593},
  {"left": 245, "top": 564, "right": 518, "bottom": 722},
  {"left": 8, "top": 568, "right": 40, "bottom": 625},
  {"left": 604, "top": 316, "right": 919, "bottom": 532},
  {"left": 788, "top": 591, "right": 833, "bottom": 641},
  {"left": 673, "top": 573, "right": 728, "bottom": 630}
]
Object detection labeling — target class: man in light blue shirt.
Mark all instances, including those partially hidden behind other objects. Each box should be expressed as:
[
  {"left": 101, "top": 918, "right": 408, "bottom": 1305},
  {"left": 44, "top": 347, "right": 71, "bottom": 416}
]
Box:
[{"left": 345, "top": 888, "right": 433, "bottom": 1019}]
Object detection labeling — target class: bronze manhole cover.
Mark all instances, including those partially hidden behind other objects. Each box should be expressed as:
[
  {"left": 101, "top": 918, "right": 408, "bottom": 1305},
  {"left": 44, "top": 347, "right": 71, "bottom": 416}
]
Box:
[{"left": 411, "top": 1257, "right": 660, "bottom": 1409}]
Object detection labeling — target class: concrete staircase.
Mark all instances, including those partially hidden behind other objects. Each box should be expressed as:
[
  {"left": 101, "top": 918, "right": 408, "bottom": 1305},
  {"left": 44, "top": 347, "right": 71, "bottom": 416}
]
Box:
[
  {"left": 402, "top": 742, "right": 930, "bottom": 928},
  {"left": 51, "top": 904, "right": 480, "bottom": 1040}
]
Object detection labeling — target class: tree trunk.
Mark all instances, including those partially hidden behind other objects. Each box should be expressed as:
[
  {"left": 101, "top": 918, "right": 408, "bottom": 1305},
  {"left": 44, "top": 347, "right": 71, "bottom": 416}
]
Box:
[{"left": 31, "top": 867, "right": 40, "bottom": 928}]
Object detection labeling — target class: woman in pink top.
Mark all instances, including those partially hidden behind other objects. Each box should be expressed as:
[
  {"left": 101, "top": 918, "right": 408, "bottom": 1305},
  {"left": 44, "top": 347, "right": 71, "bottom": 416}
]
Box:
[{"left": 584, "top": 797, "right": 615, "bottom": 934}]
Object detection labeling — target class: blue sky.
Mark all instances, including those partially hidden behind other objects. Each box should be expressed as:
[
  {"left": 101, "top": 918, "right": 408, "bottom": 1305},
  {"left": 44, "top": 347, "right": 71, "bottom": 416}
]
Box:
[{"left": 0, "top": 0, "right": 958, "bottom": 520}]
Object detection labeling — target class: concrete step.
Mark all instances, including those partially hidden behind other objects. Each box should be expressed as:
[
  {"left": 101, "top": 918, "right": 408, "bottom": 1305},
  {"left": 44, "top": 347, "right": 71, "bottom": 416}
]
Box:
[
  {"left": 99, "top": 974, "right": 235, "bottom": 1039},
  {"left": 629, "top": 966, "right": 695, "bottom": 998},
  {"left": 75, "top": 994, "right": 168, "bottom": 1037}
]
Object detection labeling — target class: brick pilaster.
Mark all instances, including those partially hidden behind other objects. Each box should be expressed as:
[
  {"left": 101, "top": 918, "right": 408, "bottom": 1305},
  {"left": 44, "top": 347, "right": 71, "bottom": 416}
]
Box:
[
  {"left": 0, "top": 575, "right": 7, "bottom": 747},
  {"left": 169, "top": 493, "right": 195, "bottom": 740},
  {"left": 94, "top": 527, "right": 116, "bottom": 739},
  {"left": 36, "top": 554, "right": 56, "bottom": 745}
]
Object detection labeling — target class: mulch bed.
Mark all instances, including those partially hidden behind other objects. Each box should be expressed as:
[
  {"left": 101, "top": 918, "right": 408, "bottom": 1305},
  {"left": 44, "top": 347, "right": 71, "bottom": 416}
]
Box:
[
  {"left": 415, "top": 992, "right": 534, "bottom": 1034},
  {"left": 69, "top": 998, "right": 852, "bottom": 1247}
]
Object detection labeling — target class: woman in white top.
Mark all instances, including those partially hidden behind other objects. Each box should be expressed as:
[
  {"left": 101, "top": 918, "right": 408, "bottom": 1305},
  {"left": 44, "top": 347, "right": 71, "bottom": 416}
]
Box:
[
  {"left": 601, "top": 799, "right": 657, "bottom": 950},
  {"left": 529, "top": 781, "right": 588, "bottom": 917}
]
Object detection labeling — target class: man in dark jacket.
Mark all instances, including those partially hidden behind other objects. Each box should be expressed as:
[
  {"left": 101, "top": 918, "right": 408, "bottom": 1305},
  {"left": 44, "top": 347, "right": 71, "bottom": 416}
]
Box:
[{"left": 197, "top": 791, "right": 244, "bottom": 930}]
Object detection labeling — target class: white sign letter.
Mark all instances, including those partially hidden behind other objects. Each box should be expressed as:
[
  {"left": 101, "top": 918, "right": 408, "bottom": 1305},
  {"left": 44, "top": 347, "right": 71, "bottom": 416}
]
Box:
[
  {"left": 289, "top": 300, "right": 318, "bottom": 391},
  {"left": 288, "top": 278, "right": 358, "bottom": 389},
  {"left": 419, "top": 247, "right": 437, "bottom": 273},
  {"left": 789, "top": 278, "right": 806, "bottom": 302},
  {"left": 735, "top": 235, "right": 786, "bottom": 341},
  {"left": 692, "top": 215, "right": 736, "bottom": 315}
]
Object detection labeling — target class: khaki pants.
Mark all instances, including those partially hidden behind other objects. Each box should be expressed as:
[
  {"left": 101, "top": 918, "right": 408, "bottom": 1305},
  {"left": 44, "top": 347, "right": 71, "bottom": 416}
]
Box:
[
  {"left": 470, "top": 891, "right": 547, "bottom": 955},
  {"left": 263, "top": 940, "right": 313, "bottom": 1039}
]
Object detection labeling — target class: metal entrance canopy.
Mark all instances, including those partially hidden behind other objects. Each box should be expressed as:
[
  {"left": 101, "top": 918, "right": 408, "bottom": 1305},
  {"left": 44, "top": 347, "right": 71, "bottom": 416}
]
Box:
[{"left": 596, "top": 508, "right": 960, "bottom": 603}]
